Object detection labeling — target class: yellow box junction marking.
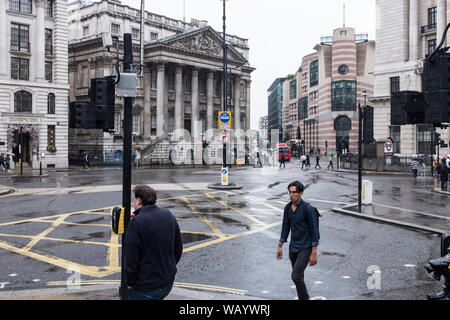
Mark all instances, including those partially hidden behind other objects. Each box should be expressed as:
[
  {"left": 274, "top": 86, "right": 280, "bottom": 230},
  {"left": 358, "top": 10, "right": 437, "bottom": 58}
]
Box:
[{"left": 0, "top": 191, "right": 285, "bottom": 278}]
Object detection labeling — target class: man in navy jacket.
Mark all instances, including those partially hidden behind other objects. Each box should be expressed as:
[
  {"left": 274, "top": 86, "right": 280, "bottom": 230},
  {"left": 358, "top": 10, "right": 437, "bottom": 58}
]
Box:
[
  {"left": 124, "top": 185, "right": 183, "bottom": 300},
  {"left": 276, "top": 181, "right": 319, "bottom": 300}
]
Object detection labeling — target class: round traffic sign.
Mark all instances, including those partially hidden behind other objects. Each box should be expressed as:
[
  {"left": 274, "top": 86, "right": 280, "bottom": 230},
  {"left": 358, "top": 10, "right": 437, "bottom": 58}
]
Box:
[
  {"left": 385, "top": 139, "right": 393, "bottom": 152},
  {"left": 219, "top": 113, "right": 231, "bottom": 123}
]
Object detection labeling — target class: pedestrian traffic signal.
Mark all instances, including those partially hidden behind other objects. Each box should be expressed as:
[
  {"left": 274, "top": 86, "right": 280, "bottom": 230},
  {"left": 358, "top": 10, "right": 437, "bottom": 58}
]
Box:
[
  {"left": 434, "top": 132, "right": 441, "bottom": 142},
  {"left": 69, "top": 101, "right": 96, "bottom": 129},
  {"left": 423, "top": 51, "right": 450, "bottom": 123}
]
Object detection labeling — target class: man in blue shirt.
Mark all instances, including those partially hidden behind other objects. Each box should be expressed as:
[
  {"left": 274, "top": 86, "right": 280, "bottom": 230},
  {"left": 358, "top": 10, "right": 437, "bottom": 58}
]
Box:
[{"left": 276, "top": 181, "right": 319, "bottom": 300}]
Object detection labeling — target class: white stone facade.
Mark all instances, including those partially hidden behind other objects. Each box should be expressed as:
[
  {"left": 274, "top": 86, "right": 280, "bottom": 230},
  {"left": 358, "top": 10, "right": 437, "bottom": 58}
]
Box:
[
  {"left": 0, "top": 0, "right": 70, "bottom": 169},
  {"left": 68, "top": 0, "right": 254, "bottom": 165},
  {"left": 373, "top": 0, "right": 450, "bottom": 157}
]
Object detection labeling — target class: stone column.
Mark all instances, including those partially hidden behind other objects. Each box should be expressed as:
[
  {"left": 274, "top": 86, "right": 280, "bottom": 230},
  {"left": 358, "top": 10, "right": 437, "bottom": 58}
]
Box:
[
  {"left": 0, "top": 0, "right": 7, "bottom": 78},
  {"left": 246, "top": 80, "right": 251, "bottom": 131},
  {"left": 143, "top": 65, "right": 151, "bottom": 138},
  {"left": 409, "top": 0, "right": 419, "bottom": 62},
  {"left": 35, "top": 0, "right": 47, "bottom": 81},
  {"left": 437, "top": 0, "right": 447, "bottom": 46},
  {"left": 191, "top": 68, "right": 199, "bottom": 140},
  {"left": 156, "top": 63, "right": 165, "bottom": 139},
  {"left": 234, "top": 75, "right": 241, "bottom": 132},
  {"left": 206, "top": 71, "right": 214, "bottom": 130},
  {"left": 174, "top": 64, "right": 184, "bottom": 139}
]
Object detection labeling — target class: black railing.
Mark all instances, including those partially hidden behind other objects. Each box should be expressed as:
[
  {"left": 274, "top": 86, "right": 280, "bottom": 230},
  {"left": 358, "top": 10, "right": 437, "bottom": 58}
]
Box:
[
  {"left": 10, "top": 41, "right": 30, "bottom": 53},
  {"left": 421, "top": 23, "right": 437, "bottom": 33}
]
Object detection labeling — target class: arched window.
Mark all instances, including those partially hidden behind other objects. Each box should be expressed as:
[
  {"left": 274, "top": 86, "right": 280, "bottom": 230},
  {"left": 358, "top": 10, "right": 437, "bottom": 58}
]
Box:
[
  {"left": 14, "top": 90, "right": 32, "bottom": 113},
  {"left": 334, "top": 116, "right": 352, "bottom": 153},
  {"left": 47, "top": 93, "right": 55, "bottom": 114}
]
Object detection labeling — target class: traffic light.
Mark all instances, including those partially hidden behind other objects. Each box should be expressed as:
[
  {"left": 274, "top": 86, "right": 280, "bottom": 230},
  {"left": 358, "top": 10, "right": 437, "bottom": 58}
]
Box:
[
  {"left": 69, "top": 102, "right": 95, "bottom": 129},
  {"left": 423, "top": 51, "right": 450, "bottom": 123},
  {"left": 390, "top": 91, "right": 427, "bottom": 125},
  {"left": 363, "top": 106, "right": 374, "bottom": 144},
  {"left": 89, "top": 76, "right": 115, "bottom": 132},
  {"left": 434, "top": 132, "right": 441, "bottom": 143}
]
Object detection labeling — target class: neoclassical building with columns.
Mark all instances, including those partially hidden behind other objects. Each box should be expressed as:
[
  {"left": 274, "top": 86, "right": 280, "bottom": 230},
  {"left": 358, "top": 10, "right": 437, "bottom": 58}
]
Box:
[
  {"left": 0, "top": 0, "right": 69, "bottom": 169},
  {"left": 68, "top": 0, "right": 254, "bottom": 165}
]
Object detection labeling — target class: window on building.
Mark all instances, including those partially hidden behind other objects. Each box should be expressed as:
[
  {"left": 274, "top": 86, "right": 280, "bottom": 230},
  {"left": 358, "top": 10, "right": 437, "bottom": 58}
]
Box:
[
  {"left": 45, "top": 61, "right": 52, "bottom": 82},
  {"left": 428, "top": 39, "right": 437, "bottom": 55},
  {"left": 390, "top": 76, "right": 400, "bottom": 94},
  {"left": 199, "top": 77, "right": 206, "bottom": 95},
  {"left": 11, "top": 23, "right": 30, "bottom": 52},
  {"left": 45, "top": 0, "right": 53, "bottom": 18},
  {"left": 389, "top": 126, "right": 401, "bottom": 154},
  {"left": 340, "top": 30, "right": 347, "bottom": 36},
  {"left": 417, "top": 124, "right": 433, "bottom": 154},
  {"left": 83, "top": 26, "right": 89, "bottom": 37},
  {"left": 298, "top": 97, "right": 308, "bottom": 120},
  {"left": 11, "top": 57, "right": 29, "bottom": 80},
  {"left": 310, "top": 60, "right": 319, "bottom": 87},
  {"left": 331, "top": 81, "right": 356, "bottom": 111},
  {"left": 168, "top": 115, "right": 174, "bottom": 133},
  {"left": 184, "top": 74, "right": 191, "bottom": 94},
  {"left": 168, "top": 73, "right": 175, "bottom": 92},
  {"left": 14, "top": 90, "right": 32, "bottom": 112},
  {"left": 132, "top": 114, "right": 140, "bottom": 134},
  {"left": 47, "top": 93, "right": 55, "bottom": 114},
  {"left": 151, "top": 114, "right": 156, "bottom": 134},
  {"left": 111, "top": 23, "right": 120, "bottom": 35},
  {"left": 9, "top": 0, "right": 32, "bottom": 14},
  {"left": 47, "top": 125, "right": 56, "bottom": 151},
  {"left": 428, "top": 7, "right": 437, "bottom": 28},
  {"left": 150, "top": 70, "right": 157, "bottom": 89},
  {"left": 150, "top": 32, "right": 159, "bottom": 41},
  {"left": 214, "top": 76, "right": 220, "bottom": 97},
  {"left": 289, "top": 79, "right": 297, "bottom": 100},
  {"left": 132, "top": 28, "right": 140, "bottom": 39},
  {"left": 45, "top": 29, "right": 53, "bottom": 55},
  {"left": 240, "top": 83, "right": 244, "bottom": 100},
  {"left": 114, "top": 112, "right": 121, "bottom": 133}
]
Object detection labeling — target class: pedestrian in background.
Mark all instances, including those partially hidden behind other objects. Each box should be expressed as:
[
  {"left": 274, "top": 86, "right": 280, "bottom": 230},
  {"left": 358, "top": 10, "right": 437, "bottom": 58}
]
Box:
[
  {"left": 439, "top": 160, "right": 448, "bottom": 191},
  {"left": 279, "top": 153, "right": 286, "bottom": 168},
  {"left": 327, "top": 155, "right": 333, "bottom": 170},
  {"left": 0, "top": 153, "right": 6, "bottom": 170},
  {"left": 306, "top": 155, "right": 311, "bottom": 168},
  {"left": 277, "top": 181, "right": 319, "bottom": 300},
  {"left": 301, "top": 154, "right": 307, "bottom": 170},
  {"left": 125, "top": 185, "right": 183, "bottom": 300},
  {"left": 315, "top": 155, "right": 321, "bottom": 169},
  {"left": 411, "top": 158, "right": 419, "bottom": 179}
]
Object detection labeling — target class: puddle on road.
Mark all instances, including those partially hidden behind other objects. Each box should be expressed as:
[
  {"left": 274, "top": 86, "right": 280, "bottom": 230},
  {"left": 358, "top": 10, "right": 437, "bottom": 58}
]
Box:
[
  {"left": 89, "top": 232, "right": 108, "bottom": 239},
  {"left": 182, "top": 232, "right": 212, "bottom": 244}
]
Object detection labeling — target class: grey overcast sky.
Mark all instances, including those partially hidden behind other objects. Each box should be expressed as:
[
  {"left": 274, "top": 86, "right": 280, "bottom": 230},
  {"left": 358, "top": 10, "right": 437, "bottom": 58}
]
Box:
[{"left": 121, "top": 0, "right": 376, "bottom": 130}]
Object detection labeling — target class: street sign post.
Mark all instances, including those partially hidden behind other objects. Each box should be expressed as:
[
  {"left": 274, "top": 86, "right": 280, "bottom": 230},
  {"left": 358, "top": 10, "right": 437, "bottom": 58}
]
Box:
[
  {"left": 218, "top": 111, "right": 232, "bottom": 131},
  {"left": 384, "top": 138, "right": 394, "bottom": 156},
  {"left": 221, "top": 166, "right": 229, "bottom": 186}
]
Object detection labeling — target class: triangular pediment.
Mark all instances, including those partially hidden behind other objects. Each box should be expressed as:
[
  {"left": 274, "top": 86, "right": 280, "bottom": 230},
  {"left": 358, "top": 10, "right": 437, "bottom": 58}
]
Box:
[{"left": 147, "top": 26, "right": 248, "bottom": 65}]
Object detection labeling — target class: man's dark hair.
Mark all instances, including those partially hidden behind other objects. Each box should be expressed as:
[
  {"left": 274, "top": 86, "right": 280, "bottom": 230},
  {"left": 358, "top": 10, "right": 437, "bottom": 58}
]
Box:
[
  {"left": 287, "top": 181, "right": 305, "bottom": 193},
  {"left": 133, "top": 185, "right": 157, "bottom": 206}
]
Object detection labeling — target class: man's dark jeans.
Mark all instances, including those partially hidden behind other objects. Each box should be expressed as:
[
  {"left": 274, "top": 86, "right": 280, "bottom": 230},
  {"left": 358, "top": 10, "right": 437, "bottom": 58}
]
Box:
[
  {"left": 289, "top": 247, "right": 312, "bottom": 300},
  {"left": 128, "top": 283, "right": 173, "bottom": 300}
]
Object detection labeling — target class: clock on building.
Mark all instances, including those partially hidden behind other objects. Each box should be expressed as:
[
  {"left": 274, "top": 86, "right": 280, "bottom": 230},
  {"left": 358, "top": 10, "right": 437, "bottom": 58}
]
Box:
[{"left": 338, "top": 65, "right": 349, "bottom": 75}]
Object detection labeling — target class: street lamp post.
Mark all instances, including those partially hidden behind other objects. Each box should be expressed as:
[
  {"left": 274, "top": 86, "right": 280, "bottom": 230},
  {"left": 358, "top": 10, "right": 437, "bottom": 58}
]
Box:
[
  {"left": 358, "top": 91, "right": 367, "bottom": 211},
  {"left": 222, "top": 0, "right": 228, "bottom": 168}
]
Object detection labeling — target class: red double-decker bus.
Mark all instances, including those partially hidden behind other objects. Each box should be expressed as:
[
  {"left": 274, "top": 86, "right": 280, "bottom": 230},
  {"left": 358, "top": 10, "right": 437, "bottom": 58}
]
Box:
[{"left": 277, "top": 143, "right": 291, "bottom": 161}]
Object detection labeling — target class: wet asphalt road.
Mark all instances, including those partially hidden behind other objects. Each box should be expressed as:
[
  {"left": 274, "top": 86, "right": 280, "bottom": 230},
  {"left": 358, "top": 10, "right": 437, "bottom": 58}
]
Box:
[{"left": 0, "top": 160, "right": 447, "bottom": 300}]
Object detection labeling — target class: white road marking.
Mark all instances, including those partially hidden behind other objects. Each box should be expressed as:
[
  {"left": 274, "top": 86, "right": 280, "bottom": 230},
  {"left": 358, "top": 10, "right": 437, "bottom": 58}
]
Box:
[
  {"left": 261, "top": 290, "right": 270, "bottom": 294},
  {"left": 310, "top": 296, "right": 327, "bottom": 300},
  {"left": 8, "top": 274, "right": 18, "bottom": 277},
  {"left": 32, "top": 279, "right": 41, "bottom": 282},
  {"left": 404, "top": 264, "right": 416, "bottom": 268},
  {"left": 314, "top": 281, "right": 323, "bottom": 284},
  {"left": 342, "top": 276, "right": 351, "bottom": 279}
]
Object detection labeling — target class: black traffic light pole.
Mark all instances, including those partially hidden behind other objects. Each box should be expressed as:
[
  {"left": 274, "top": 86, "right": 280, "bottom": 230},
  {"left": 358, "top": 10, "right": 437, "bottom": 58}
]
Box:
[
  {"left": 358, "top": 103, "right": 363, "bottom": 211},
  {"left": 119, "top": 33, "right": 133, "bottom": 301}
]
